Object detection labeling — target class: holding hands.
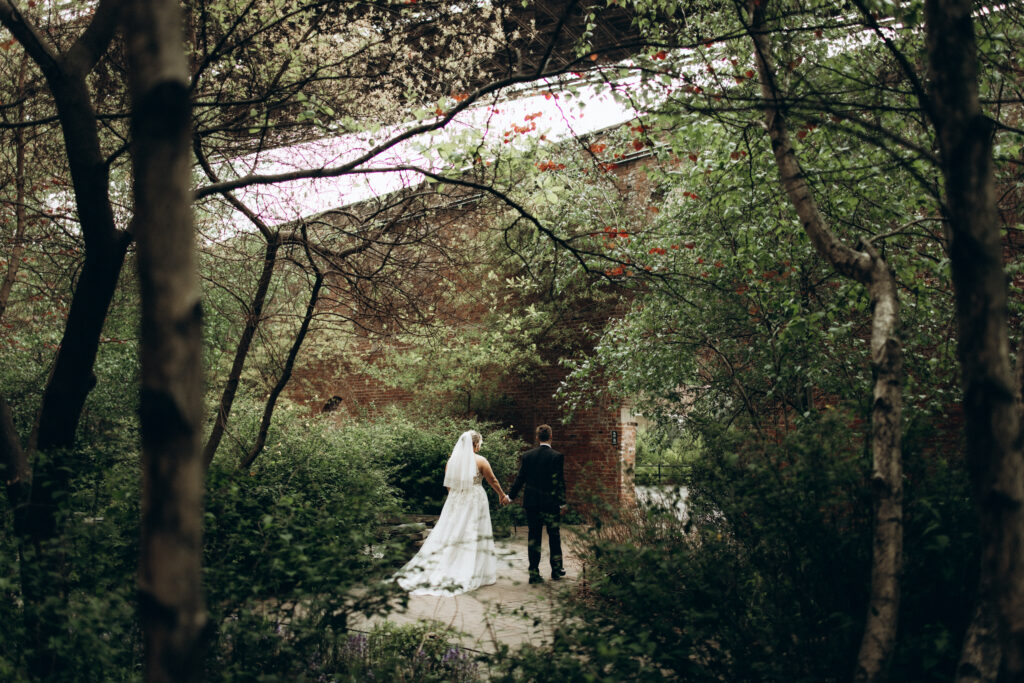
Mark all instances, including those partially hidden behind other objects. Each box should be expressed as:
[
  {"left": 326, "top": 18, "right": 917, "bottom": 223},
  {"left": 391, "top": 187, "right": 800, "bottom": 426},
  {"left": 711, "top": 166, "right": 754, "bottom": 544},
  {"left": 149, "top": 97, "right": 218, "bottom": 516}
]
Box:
[{"left": 499, "top": 493, "right": 511, "bottom": 506}]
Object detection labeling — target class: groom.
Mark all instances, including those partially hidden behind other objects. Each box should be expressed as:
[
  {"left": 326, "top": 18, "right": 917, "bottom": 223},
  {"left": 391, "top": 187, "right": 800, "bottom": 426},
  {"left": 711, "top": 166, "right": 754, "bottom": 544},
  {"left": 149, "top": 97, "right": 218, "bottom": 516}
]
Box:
[{"left": 508, "top": 424, "right": 566, "bottom": 584}]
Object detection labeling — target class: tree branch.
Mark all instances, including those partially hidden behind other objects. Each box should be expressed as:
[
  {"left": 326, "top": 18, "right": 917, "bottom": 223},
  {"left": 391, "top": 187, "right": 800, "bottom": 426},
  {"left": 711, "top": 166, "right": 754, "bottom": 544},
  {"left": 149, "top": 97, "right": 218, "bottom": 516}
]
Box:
[
  {"left": 192, "top": 69, "right": 571, "bottom": 200},
  {"left": 64, "top": 0, "right": 125, "bottom": 77},
  {"left": 0, "top": 0, "right": 61, "bottom": 77}
]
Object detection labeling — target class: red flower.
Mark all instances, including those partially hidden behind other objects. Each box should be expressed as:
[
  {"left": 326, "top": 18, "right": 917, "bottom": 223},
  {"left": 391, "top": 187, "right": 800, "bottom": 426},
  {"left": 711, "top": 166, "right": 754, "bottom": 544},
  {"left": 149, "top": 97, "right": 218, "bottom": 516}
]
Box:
[{"left": 633, "top": 139, "right": 644, "bottom": 151}]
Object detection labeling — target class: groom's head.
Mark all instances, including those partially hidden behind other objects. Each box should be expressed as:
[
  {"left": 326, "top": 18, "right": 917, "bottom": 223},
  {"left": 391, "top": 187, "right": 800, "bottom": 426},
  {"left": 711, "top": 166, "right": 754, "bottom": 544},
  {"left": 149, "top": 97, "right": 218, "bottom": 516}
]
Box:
[{"left": 536, "top": 424, "right": 552, "bottom": 443}]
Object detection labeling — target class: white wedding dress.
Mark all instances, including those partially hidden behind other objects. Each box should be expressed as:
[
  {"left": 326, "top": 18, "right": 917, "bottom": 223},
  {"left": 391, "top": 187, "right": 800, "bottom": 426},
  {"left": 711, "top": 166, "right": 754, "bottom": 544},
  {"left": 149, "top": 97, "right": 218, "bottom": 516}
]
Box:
[{"left": 396, "top": 433, "right": 498, "bottom": 596}]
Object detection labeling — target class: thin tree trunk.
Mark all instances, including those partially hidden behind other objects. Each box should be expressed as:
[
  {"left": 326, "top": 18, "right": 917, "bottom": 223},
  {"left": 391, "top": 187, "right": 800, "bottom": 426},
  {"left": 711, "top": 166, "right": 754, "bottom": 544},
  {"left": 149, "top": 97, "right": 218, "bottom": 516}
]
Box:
[
  {"left": 241, "top": 269, "right": 324, "bottom": 470},
  {"left": 125, "top": 0, "right": 207, "bottom": 678},
  {"left": 957, "top": 598, "right": 1002, "bottom": 683},
  {"left": 0, "top": 0, "right": 131, "bottom": 456},
  {"left": 925, "top": 1, "right": 1024, "bottom": 679},
  {"left": 0, "top": 5, "right": 131, "bottom": 676},
  {"left": 0, "top": 395, "right": 29, "bottom": 504},
  {"left": 746, "top": 3, "right": 903, "bottom": 680},
  {"left": 18, "top": 7, "right": 130, "bottom": 454},
  {"left": 0, "top": 57, "right": 29, "bottom": 322},
  {"left": 203, "top": 236, "right": 280, "bottom": 467}
]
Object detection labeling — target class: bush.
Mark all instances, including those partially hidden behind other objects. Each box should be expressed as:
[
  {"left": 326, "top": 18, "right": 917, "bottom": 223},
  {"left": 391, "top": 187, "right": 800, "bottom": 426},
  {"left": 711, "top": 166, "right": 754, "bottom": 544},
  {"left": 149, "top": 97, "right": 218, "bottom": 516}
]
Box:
[
  {"left": 265, "top": 408, "right": 528, "bottom": 530},
  {"left": 0, "top": 425, "right": 142, "bottom": 682},
  {"left": 321, "top": 622, "right": 481, "bottom": 681},
  {"left": 203, "top": 403, "right": 405, "bottom": 678},
  {"left": 494, "top": 410, "right": 978, "bottom": 682}
]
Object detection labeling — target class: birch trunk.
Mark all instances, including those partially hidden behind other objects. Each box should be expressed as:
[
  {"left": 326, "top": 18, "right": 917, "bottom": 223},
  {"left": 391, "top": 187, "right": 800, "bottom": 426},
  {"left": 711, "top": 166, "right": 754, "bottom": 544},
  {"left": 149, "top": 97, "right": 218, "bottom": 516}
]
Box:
[
  {"left": 747, "top": 3, "right": 904, "bottom": 680},
  {"left": 125, "top": 0, "right": 207, "bottom": 678}
]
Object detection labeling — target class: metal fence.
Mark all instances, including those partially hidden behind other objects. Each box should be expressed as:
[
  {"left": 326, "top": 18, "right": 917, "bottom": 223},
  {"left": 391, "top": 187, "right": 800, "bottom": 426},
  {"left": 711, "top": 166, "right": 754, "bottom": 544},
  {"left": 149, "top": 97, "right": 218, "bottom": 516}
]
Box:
[{"left": 633, "top": 463, "right": 687, "bottom": 485}]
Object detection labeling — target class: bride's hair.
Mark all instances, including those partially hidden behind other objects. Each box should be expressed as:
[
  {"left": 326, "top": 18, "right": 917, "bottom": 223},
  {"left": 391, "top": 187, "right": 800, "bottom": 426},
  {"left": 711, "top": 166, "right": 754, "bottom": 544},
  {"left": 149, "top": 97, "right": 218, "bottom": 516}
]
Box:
[{"left": 469, "top": 430, "right": 482, "bottom": 449}]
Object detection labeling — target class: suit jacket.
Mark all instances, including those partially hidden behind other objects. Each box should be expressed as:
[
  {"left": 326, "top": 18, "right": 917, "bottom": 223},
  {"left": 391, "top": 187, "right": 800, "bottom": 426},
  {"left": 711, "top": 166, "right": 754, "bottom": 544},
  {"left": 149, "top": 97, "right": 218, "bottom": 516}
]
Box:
[{"left": 509, "top": 444, "right": 566, "bottom": 512}]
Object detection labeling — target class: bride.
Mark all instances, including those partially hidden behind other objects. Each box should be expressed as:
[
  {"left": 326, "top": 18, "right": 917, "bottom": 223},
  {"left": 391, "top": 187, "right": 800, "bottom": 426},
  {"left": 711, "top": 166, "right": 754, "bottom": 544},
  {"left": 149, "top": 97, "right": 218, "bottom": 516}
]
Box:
[{"left": 396, "top": 430, "right": 510, "bottom": 596}]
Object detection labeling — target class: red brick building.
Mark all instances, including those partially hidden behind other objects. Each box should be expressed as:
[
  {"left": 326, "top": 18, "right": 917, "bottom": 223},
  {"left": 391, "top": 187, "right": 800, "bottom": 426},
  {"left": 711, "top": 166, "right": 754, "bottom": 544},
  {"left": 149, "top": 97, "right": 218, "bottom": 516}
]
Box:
[{"left": 282, "top": 140, "right": 661, "bottom": 508}]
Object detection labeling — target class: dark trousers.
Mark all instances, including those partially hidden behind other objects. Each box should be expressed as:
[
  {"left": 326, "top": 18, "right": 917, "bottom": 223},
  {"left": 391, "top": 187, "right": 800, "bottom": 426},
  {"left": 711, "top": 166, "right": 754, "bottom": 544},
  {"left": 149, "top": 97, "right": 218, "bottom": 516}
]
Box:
[{"left": 525, "top": 507, "right": 562, "bottom": 575}]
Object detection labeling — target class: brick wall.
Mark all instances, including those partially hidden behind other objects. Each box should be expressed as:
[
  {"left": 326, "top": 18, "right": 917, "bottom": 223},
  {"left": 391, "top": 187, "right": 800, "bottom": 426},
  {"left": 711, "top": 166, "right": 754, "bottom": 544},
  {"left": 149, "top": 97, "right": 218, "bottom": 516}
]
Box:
[
  {"left": 290, "top": 357, "right": 639, "bottom": 509},
  {"left": 284, "top": 148, "right": 661, "bottom": 509}
]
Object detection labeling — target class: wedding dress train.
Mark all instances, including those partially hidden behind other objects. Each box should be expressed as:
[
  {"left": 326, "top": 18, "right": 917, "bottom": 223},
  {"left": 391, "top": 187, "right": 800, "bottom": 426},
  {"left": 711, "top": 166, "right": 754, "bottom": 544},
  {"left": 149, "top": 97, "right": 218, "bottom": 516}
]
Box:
[
  {"left": 396, "top": 433, "right": 498, "bottom": 596},
  {"left": 396, "top": 472, "right": 497, "bottom": 596}
]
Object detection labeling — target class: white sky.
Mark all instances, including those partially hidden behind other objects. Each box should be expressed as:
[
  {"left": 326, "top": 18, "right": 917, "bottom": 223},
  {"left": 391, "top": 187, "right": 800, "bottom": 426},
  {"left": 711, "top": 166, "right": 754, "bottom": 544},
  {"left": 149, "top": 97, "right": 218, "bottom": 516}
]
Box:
[
  {"left": 214, "top": 5, "right": 931, "bottom": 233},
  {"left": 218, "top": 76, "right": 645, "bottom": 230}
]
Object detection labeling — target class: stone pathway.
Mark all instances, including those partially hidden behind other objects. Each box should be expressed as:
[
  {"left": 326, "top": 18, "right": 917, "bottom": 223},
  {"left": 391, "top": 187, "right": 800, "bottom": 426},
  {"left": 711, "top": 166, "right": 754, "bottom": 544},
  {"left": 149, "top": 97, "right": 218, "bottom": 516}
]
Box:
[{"left": 349, "top": 525, "right": 583, "bottom": 654}]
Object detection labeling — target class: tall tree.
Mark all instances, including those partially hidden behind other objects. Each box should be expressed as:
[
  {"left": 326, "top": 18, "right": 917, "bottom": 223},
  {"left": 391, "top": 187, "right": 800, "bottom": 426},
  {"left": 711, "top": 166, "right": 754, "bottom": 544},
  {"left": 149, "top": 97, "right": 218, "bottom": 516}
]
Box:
[
  {"left": 925, "top": 1, "right": 1024, "bottom": 678},
  {"left": 0, "top": 0, "right": 131, "bottom": 674},
  {"left": 743, "top": 2, "right": 904, "bottom": 678},
  {"left": 124, "top": 0, "right": 207, "bottom": 677}
]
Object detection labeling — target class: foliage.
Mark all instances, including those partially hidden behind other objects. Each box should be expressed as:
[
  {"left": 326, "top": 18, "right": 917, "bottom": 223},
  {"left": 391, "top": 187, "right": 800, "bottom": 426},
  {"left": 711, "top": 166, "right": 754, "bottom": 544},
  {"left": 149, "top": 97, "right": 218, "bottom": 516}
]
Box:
[
  {"left": 633, "top": 421, "right": 701, "bottom": 485},
  {"left": 204, "top": 402, "right": 401, "bottom": 604},
  {"left": 495, "top": 411, "right": 978, "bottom": 682},
  {"left": 244, "top": 407, "right": 529, "bottom": 531},
  {"left": 323, "top": 622, "right": 481, "bottom": 682},
  {"left": 0, "top": 429, "right": 142, "bottom": 681},
  {"left": 1, "top": 394, "right": 514, "bottom": 678}
]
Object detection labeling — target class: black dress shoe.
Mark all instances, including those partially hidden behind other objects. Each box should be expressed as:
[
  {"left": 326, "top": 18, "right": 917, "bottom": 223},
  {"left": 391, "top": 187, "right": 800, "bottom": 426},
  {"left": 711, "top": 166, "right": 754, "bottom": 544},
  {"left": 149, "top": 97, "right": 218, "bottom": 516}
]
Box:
[
  {"left": 528, "top": 574, "right": 545, "bottom": 585},
  {"left": 551, "top": 568, "right": 566, "bottom": 581}
]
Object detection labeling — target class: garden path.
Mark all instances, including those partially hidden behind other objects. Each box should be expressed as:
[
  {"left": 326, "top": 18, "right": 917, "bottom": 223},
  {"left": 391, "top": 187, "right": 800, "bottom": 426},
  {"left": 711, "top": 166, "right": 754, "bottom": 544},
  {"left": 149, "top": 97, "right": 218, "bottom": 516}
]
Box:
[{"left": 349, "top": 525, "right": 583, "bottom": 655}]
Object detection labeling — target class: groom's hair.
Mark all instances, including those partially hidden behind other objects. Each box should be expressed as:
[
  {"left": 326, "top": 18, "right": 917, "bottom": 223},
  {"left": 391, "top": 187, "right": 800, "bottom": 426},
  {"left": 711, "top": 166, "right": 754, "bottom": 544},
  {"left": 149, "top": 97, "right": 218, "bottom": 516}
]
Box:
[{"left": 536, "top": 424, "right": 552, "bottom": 442}]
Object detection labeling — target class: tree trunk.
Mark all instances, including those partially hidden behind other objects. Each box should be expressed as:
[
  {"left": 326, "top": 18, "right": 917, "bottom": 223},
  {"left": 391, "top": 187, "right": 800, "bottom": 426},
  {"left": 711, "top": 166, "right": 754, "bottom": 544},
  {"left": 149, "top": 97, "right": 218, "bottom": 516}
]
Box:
[
  {"left": 858, "top": 249, "right": 904, "bottom": 683},
  {"left": 125, "top": 0, "right": 207, "bottom": 678},
  {"left": 0, "top": 396, "right": 30, "bottom": 525},
  {"left": 0, "top": 5, "right": 132, "bottom": 675},
  {"left": 241, "top": 269, "right": 324, "bottom": 470},
  {"left": 957, "top": 598, "right": 1002, "bottom": 683},
  {"left": 203, "top": 236, "right": 280, "bottom": 468},
  {"left": 924, "top": 1, "right": 1024, "bottom": 679},
  {"left": 0, "top": 57, "right": 29, "bottom": 322},
  {"left": 747, "top": 3, "right": 904, "bottom": 680}
]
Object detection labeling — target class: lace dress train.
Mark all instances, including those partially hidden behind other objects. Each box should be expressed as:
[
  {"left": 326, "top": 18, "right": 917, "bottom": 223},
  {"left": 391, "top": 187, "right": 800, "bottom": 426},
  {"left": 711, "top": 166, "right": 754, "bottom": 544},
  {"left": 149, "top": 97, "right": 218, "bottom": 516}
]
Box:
[{"left": 396, "top": 474, "right": 497, "bottom": 596}]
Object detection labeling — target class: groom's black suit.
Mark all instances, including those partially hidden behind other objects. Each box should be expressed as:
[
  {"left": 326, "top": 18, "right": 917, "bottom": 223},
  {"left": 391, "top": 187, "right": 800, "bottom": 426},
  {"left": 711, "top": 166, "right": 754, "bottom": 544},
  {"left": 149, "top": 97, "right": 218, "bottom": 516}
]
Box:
[{"left": 509, "top": 443, "right": 566, "bottom": 578}]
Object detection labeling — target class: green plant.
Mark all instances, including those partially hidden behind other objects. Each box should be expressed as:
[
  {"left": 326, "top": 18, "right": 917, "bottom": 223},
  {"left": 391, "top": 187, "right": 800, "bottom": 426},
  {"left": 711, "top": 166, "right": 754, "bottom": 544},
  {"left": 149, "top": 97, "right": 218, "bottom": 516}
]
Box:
[
  {"left": 494, "top": 411, "right": 978, "bottom": 682},
  {"left": 324, "top": 622, "right": 481, "bottom": 682},
  {"left": 633, "top": 422, "right": 702, "bottom": 485}
]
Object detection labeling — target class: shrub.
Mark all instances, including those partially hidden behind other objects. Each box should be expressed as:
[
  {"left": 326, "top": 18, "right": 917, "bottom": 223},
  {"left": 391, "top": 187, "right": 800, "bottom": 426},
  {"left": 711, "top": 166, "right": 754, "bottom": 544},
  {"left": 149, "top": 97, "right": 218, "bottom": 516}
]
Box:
[
  {"left": 494, "top": 410, "right": 978, "bottom": 682},
  {"left": 322, "top": 622, "right": 481, "bottom": 682},
  {"left": 203, "top": 404, "right": 405, "bottom": 678},
  {"left": 0, "top": 425, "right": 143, "bottom": 681}
]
